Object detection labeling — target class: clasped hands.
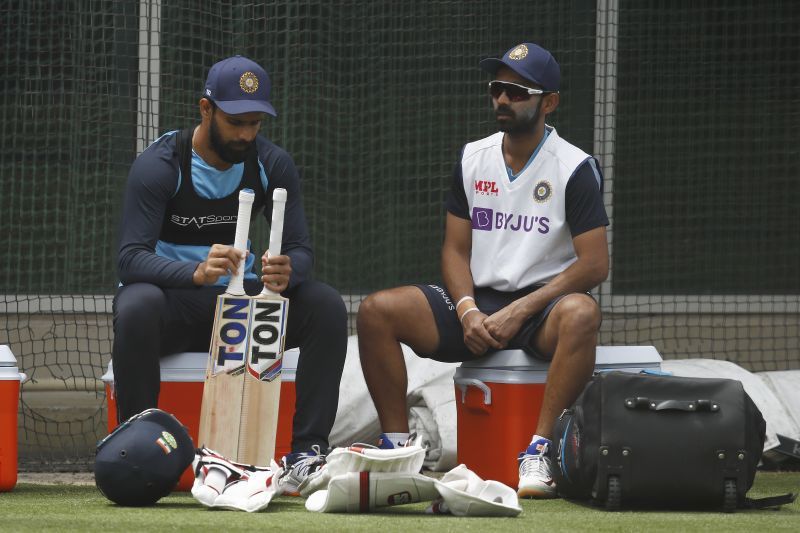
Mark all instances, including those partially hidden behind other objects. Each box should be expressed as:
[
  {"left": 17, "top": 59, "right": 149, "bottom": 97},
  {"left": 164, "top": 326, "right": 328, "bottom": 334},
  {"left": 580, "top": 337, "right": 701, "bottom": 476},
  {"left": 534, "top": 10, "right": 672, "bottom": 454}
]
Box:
[
  {"left": 457, "top": 297, "right": 527, "bottom": 356},
  {"left": 192, "top": 244, "right": 291, "bottom": 293}
]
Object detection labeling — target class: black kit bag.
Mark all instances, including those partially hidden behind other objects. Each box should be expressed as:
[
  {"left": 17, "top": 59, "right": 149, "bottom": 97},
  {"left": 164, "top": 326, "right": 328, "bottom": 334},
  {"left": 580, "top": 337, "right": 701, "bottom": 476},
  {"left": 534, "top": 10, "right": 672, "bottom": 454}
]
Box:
[{"left": 552, "top": 371, "right": 796, "bottom": 512}]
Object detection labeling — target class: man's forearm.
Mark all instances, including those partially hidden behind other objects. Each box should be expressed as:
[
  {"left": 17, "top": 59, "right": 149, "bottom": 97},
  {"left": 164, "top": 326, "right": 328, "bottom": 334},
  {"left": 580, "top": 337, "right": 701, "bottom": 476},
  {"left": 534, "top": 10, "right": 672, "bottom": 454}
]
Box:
[
  {"left": 118, "top": 244, "right": 199, "bottom": 287},
  {"left": 516, "top": 257, "right": 607, "bottom": 318},
  {"left": 442, "top": 246, "right": 475, "bottom": 308}
]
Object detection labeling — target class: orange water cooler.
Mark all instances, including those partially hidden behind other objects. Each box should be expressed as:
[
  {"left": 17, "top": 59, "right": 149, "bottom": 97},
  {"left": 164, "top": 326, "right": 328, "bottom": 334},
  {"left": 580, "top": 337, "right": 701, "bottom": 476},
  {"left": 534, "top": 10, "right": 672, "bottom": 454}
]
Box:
[
  {"left": 102, "top": 349, "right": 298, "bottom": 491},
  {"left": 0, "top": 345, "right": 27, "bottom": 492},
  {"left": 454, "top": 346, "right": 662, "bottom": 488}
]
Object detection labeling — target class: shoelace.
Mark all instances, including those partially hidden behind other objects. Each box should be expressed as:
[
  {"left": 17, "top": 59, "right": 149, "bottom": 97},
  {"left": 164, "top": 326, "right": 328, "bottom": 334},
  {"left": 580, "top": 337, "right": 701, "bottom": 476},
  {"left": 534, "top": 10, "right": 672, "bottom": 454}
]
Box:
[
  {"left": 288, "top": 444, "right": 325, "bottom": 477},
  {"left": 519, "top": 453, "right": 550, "bottom": 478}
]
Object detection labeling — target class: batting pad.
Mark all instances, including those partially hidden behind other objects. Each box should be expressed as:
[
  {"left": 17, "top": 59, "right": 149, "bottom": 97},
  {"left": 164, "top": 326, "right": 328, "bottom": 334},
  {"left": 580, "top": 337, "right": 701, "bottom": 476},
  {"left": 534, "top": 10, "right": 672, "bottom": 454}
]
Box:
[
  {"left": 299, "top": 443, "right": 427, "bottom": 497},
  {"left": 325, "top": 440, "right": 426, "bottom": 477},
  {"left": 299, "top": 440, "right": 427, "bottom": 497},
  {"left": 431, "top": 464, "right": 522, "bottom": 517},
  {"left": 305, "top": 472, "right": 439, "bottom": 513}
]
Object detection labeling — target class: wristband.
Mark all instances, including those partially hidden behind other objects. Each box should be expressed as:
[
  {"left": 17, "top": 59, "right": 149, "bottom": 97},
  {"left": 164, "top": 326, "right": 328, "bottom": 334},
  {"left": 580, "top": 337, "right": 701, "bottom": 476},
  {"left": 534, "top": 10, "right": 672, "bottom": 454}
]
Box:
[
  {"left": 455, "top": 295, "right": 475, "bottom": 309},
  {"left": 459, "top": 307, "right": 480, "bottom": 324}
]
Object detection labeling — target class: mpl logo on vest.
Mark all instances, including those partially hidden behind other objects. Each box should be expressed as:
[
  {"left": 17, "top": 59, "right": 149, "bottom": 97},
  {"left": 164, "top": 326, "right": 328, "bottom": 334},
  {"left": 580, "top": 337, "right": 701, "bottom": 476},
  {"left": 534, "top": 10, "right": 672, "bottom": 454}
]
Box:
[
  {"left": 472, "top": 207, "right": 550, "bottom": 234},
  {"left": 474, "top": 180, "right": 499, "bottom": 196}
]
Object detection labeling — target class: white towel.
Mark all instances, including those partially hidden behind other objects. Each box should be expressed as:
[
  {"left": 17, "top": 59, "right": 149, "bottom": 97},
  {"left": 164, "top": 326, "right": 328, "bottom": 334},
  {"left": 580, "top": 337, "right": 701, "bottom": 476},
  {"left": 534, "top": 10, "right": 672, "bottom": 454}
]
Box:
[
  {"left": 757, "top": 370, "right": 800, "bottom": 440},
  {"left": 408, "top": 378, "right": 457, "bottom": 471},
  {"left": 661, "top": 359, "right": 793, "bottom": 450},
  {"left": 329, "top": 336, "right": 458, "bottom": 470}
]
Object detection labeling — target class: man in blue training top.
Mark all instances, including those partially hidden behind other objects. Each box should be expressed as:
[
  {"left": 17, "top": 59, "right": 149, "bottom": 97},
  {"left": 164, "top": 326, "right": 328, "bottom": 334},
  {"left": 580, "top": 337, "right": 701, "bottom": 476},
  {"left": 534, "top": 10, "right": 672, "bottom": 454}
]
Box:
[
  {"left": 113, "top": 55, "right": 346, "bottom": 495},
  {"left": 357, "top": 43, "right": 609, "bottom": 498}
]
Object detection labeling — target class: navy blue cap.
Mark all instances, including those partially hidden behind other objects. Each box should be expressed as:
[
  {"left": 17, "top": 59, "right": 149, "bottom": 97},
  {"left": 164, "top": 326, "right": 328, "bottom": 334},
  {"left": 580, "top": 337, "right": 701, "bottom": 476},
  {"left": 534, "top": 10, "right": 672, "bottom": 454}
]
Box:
[
  {"left": 204, "top": 55, "right": 277, "bottom": 116},
  {"left": 479, "top": 43, "right": 560, "bottom": 92}
]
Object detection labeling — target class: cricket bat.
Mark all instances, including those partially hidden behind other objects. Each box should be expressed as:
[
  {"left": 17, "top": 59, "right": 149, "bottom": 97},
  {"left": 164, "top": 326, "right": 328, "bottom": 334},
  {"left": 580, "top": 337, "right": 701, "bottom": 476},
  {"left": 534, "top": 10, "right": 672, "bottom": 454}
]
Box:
[{"left": 198, "top": 188, "right": 289, "bottom": 465}]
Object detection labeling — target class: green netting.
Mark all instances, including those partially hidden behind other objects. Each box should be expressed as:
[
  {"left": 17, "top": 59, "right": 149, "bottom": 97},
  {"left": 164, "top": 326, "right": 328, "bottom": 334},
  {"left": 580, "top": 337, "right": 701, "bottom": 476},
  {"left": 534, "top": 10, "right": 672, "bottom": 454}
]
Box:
[
  {"left": 0, "top": 1, "right": 797, "bottom": 469},
  {"left": 153, "top": 1, "right": 597, "bottom": 291},
  {"left": 613, "top": 1, "right": 800, "bottom": 294}
]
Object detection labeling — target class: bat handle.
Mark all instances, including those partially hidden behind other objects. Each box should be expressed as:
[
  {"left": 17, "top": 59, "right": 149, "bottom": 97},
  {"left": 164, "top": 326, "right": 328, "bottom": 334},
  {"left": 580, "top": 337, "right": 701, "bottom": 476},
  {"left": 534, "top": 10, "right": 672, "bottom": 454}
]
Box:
[
  {"left": 262, "top": 188, "right": 287, "bottom": 296},
  {"left": 228, "top": 189, "right": 256, "bottom": 296}
]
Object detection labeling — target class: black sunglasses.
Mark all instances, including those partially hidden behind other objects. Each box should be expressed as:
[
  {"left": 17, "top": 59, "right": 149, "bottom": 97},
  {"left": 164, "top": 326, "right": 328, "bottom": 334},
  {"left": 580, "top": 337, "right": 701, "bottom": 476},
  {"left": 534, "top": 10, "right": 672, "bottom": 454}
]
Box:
[{"left": 488, "top": 80, "right": 550, "bottom": 102}]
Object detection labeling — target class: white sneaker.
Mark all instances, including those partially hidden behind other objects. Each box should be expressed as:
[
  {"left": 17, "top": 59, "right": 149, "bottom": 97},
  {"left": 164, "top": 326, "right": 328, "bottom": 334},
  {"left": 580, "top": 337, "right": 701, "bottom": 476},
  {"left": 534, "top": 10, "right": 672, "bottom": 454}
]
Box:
[
  {"left": 279, "top": 445, "right": 326, "bottom": 496},
  {"left": 517, "top": 437, "right": 557, "bottom": 499}
]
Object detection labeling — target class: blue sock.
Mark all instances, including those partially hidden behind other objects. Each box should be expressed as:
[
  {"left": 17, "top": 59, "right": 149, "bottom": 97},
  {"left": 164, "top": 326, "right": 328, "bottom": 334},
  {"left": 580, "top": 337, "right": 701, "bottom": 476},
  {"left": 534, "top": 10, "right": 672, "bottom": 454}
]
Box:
[
  {"left": 525, "top": 435, "right": 551, "bottom": 455},
  {"left": 377, "top": 432, "right": 409, "bottom": 449}
]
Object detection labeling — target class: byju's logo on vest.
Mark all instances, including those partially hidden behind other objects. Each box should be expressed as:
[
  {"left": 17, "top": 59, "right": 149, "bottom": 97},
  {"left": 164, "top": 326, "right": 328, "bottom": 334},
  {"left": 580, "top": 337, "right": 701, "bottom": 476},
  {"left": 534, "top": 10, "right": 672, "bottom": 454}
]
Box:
[
  {"left": 471, "top": 207, "right": 550, "bottom": 234},
  {"left": 472, "top": 207, "right": 494, "bottom": 231}
]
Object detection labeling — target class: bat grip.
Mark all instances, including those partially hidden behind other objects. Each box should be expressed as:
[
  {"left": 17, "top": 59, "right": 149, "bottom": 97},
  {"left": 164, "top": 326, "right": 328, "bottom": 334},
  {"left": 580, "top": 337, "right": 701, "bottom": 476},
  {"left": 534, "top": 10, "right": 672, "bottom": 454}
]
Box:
[
  {"left": 262, "top": 188, "right": 287, "bottom": 296},
  {"left": 228, "top": 189, "right": 255, "bottom": 296}
]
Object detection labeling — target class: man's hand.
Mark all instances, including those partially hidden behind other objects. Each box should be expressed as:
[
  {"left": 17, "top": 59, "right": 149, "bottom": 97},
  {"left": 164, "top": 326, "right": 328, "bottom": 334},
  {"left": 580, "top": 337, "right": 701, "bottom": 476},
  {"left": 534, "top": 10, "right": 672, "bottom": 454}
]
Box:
[
  {"left": 483, "top": 301, "right": 528, "bottom": 348},
  {"left": 261, "top": 252, "right": 292, "bottom": 293},
  {"left": 193, "top": 244, "right": 247, "bottom": 286},
  {"left": 461, "top": 310, "right": 504, "bottom": 355}
]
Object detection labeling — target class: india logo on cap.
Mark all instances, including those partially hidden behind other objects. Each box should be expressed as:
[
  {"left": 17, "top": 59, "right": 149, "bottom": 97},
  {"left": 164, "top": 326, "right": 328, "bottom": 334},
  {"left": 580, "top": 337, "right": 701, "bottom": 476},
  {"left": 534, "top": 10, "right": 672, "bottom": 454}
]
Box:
[
  {"left": 508, "top": 44, "right": 528, "bottom": 61},
  {"left": 155, "top": 431, "right": 178, "bottom": 454},
  {"left": 239, "top": 71, "right": 259, "bottom": 94}
]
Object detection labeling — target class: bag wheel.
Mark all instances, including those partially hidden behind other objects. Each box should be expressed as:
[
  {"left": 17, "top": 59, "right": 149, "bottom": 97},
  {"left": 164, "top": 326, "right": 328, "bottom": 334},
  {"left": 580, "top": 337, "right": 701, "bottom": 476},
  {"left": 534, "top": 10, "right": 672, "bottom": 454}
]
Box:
[
  {"left": 606, "top": 475, "right": 621, "bottom": 511},
  {"left": 722, "top": 479, "right": 737, "bottom": 513}
]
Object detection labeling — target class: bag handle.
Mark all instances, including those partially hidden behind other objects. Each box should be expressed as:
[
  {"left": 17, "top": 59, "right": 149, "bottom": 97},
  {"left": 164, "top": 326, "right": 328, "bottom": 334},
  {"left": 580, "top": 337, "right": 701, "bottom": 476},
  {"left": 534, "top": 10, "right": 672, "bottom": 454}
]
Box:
[{"left": 624, "top": 397, "right": 720, "bottom": 412}]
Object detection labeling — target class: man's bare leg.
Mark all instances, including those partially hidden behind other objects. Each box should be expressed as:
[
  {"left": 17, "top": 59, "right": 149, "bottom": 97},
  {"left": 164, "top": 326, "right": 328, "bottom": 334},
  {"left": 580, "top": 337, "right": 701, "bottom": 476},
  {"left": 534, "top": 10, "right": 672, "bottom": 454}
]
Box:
[
  {"left": 532, "top": 293, "right": 601, "bottom": 438},
  {"left": 357, "top": 286, "right": 439, "bottom": 433},
  {"left": 518, "top": 293, "right": 601, "bottom": 498}
]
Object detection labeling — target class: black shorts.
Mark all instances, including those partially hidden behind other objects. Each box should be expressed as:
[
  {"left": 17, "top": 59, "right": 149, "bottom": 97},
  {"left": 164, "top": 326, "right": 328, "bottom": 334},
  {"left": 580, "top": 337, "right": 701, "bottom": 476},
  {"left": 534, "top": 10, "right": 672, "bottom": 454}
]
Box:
[{"left": 414, "top": 283, "right": 567, "bottom": 363}]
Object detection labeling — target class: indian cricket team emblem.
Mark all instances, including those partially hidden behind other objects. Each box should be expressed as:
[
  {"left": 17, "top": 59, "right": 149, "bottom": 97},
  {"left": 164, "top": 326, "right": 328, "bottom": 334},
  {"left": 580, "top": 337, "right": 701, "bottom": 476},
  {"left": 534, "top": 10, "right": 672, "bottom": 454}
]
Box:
[
  {"left": 533, "top": 180, "right": 552, "bottom": 203},
  {"left": 509, "top": 44, "right": 528, "bottom": 61},
  {"left": 155, "top": 431, "right": 178, "bottom": 454},
  {"left": 239, "top": 71, "right": 259, "bottom": 94},
  {"left": 162, "top": 431, "right": 177, "bottom": 448}
]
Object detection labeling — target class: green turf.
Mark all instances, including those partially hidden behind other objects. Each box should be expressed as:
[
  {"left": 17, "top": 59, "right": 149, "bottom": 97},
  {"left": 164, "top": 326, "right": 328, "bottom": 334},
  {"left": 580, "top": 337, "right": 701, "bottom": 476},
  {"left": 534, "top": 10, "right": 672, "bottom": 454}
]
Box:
[{"left": 1, "top": 472, "right": 797, "bottom": 532}]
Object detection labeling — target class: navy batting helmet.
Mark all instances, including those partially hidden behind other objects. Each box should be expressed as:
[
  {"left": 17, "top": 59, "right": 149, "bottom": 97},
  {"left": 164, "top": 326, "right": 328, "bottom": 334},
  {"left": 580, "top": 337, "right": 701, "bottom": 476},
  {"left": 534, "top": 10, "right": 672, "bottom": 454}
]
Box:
[{"left": 95, "top": 408, "right": 195, "bottom": 506}]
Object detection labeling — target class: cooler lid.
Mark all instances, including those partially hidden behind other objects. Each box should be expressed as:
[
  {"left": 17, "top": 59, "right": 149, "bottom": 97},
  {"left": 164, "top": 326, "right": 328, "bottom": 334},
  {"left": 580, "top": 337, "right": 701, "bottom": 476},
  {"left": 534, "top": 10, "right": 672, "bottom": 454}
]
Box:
[
  {"left": 596, "top": 346, "right": 662, "bottom": 368},
  {"left": 459, "top": 346, "right": 662, "bottom": 371},
  {"left": 102, "top": 352, "right": 208, "bottom": 383},
  {"left": 158, "top": 352, "right": 207, "bottom": 382},
  {"left": 101, "top": 352, "right": 208, "bottom": 383},
  {"left": 459, "top": 350, "right": 547, "bottom": 371},
  {"left": 455, "top": 367, "right": 549, "bottom": 384},
  {"left": 0, "top": 345, "right": 22, "bottom": 380},
  {"left": 101, "top": 348, "right": 301, "bottom": 383},
  {"left": 0, "top": 344, "right": 17, "bottom": 367},
  {"left": 281, "top": 348, "right": 299, "bottom": 381}
]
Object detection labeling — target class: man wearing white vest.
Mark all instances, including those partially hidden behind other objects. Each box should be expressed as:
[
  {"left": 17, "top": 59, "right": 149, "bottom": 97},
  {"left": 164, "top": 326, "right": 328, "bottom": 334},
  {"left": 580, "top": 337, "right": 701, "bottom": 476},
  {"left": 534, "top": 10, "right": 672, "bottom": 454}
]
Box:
[{"left": 357, "top": 43, "right": 609, "bottom": 498}]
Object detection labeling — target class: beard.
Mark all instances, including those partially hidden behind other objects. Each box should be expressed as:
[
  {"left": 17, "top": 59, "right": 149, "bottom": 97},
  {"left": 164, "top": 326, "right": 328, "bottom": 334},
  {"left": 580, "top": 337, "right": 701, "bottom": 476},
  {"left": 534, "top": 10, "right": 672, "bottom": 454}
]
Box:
[
  {"left": 209, "top": 114, "right": 256, "bottom": 164},
  {"left": 495, "top": 99, "right": 543, "bottom": 135}
]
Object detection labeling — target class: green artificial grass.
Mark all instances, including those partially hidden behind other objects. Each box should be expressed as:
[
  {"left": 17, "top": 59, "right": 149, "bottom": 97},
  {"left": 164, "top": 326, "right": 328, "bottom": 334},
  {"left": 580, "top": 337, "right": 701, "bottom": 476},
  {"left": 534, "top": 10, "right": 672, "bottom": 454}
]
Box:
[{"left": 0, "top": 472, "right": 797, "bottom": 532}]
